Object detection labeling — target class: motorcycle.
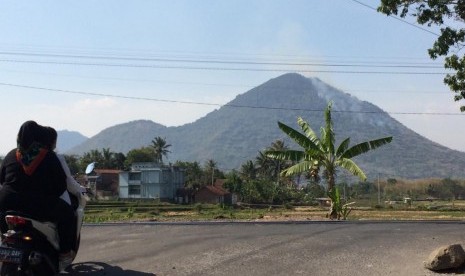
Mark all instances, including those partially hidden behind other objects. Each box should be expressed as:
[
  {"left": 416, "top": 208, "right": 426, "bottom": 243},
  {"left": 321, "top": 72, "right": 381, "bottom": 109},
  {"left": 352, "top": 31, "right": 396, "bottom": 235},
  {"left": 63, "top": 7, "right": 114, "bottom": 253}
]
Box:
[{"left": 0, "top": 189, "right": 88, "bottom": 275}]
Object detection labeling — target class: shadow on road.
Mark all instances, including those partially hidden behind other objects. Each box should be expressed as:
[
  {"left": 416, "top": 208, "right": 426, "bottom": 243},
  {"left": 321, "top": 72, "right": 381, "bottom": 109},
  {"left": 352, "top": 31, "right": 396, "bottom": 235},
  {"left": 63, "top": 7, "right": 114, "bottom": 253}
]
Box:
[{"left": 63, "top": 262, "right": 156, "bottom": 275}]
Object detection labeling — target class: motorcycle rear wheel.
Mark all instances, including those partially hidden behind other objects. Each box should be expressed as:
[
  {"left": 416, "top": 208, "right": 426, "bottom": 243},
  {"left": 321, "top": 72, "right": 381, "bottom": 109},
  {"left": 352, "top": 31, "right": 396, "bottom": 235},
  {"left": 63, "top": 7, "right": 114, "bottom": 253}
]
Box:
[
  {"left": 0, "top": 263, "right": 27, "bottom": 276},
  {"left": 1, "top": 261, "right": 56, "bottom": 276}
]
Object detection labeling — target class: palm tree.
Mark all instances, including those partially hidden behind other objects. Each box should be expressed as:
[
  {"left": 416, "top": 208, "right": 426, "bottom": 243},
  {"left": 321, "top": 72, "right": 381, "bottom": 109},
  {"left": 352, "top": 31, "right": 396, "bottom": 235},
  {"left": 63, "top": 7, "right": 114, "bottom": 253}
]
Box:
[
  {"left": 256, "top": 140, "right": 291, "bottom": 184},
  {"left": 266, "top": 102, "right": 393, "bottom": 193},
  {"left": 205, "top": 159, "right": 217, "bottom": 186},
  {"left": 174, "top": 161, "right": 204, "bottom": 189},
  {"left": 101, "top": 148, "right": 114, "bottom": 168},
  {"left": 240, "top": 160, "right": 257, "bottom": 181},
  {"left": 80, "top": 149, "right": 104, "bottom": 171},
  {"left": 150, "top": 136, "right": 171, "bottom": 164}
]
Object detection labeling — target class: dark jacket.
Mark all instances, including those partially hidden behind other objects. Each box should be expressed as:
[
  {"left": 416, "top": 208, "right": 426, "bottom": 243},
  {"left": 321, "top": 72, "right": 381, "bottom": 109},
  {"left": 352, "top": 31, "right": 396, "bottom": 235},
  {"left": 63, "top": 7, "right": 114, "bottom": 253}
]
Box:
[
  {"left": 0, "top": 148, "right": 66, "bottom": 202},
  {"left": 0, "top": 147, "right": 74, "bottom": 252}
]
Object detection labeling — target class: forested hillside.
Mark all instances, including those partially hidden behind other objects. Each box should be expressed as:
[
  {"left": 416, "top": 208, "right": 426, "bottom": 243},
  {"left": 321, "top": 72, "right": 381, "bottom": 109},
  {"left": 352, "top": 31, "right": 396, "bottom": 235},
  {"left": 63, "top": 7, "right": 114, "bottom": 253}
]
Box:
[{"left": 68, "top": 73, "right": 465, "bottom": 179}]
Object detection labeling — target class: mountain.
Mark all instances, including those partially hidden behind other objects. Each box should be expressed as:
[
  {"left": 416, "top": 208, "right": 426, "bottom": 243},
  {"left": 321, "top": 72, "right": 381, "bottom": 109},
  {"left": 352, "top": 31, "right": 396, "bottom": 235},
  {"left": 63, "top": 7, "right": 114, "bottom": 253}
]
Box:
[
  {"left": 67, "top": 73, "right": 465, "bottom": 179},
  {"left": 57, "top": 130, "right": 88, "bottom": 153}
]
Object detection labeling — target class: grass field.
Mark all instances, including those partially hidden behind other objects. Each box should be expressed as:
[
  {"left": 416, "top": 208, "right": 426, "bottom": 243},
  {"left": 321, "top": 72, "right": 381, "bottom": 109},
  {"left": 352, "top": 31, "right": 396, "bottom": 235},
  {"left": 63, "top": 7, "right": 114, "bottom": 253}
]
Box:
[{"left": 82, "top": 199, "right": 465, "bottom": 223}]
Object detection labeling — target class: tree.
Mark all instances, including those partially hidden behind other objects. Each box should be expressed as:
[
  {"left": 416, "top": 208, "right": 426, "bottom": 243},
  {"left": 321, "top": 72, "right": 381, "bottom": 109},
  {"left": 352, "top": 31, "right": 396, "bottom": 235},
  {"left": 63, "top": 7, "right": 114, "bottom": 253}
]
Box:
[
  {"left": 174, "top": 161, "right": 203, "bottom": 189},
  {"left": 80, "top": 149, "right": 104, "bottom": 172},
  {"left": 304, "top": 182, "right": 326, "bottom": 199},
  {"left": 125, "top": 147, "right": 155, "bottom": 167},
  {"left": 378, "top": 1, "right": 465, "bottom": 111},
  {"left": 256, "top": 140, "right": 291, "bottom": 183},
  {"left": 80, "top": 148, "right": 125, "bottom": 171},
  {"left": 151, "top": 136, "right": 171, "bottom": 164},
  {"left": 223, "top": 170, "right": 243, "bottom": 195},
  {"left": 240, "top": 160, "right": 257, "bottom": 181},
  {"left": 266, "top": 102, "right": 392, "bottom": 218},
  {"left": 112, "top": 152, "right": 127, "bottom": 170},
  {"left": 267, "top": 102, "right": 393, "bottom": 191},
  {"left": 101, "top": 148, "right": 114, "bottom": 169},
  {"left": 441, "top": 178, "right": 465, "bottom": 199},
  {"left": 63, "top": 154, "right": 80, "bottom": 175}
]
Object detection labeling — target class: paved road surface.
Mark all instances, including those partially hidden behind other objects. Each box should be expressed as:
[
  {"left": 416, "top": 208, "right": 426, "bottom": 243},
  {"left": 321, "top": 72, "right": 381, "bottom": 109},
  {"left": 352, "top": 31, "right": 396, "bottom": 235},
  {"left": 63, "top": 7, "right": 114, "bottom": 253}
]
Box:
[{"left": 64, "top": 221, "right": 465, "bottom": 276}]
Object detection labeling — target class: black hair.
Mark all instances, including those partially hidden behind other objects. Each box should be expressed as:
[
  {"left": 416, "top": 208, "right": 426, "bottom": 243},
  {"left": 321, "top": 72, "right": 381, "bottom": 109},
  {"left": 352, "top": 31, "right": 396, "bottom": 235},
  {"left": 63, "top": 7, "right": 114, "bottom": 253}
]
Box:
[
  {"left": 43, "top": 127, "right": 58, "bottom": 149},
  {"left": 16, "top": 121, "right": 46, "bottom": 151}
]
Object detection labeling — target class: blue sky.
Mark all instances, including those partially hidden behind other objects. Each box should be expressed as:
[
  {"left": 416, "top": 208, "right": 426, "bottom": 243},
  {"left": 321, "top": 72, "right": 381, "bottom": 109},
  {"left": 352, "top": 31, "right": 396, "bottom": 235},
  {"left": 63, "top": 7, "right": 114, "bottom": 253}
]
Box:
[{"left": 0, "top": 0, "right": 463, "bottom": 155}]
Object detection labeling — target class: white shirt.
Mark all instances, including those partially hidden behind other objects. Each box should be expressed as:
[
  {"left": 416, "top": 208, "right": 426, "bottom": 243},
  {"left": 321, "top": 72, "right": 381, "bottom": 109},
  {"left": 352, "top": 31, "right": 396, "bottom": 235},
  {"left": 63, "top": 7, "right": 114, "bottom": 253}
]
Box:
[{"left": 57, "top": 154, "right": 86, "bottom": 205}]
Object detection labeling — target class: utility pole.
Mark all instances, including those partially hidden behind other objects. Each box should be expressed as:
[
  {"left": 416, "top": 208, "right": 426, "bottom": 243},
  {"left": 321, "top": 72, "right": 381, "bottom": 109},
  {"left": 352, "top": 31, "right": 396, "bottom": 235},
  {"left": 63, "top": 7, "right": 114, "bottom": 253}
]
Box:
[
  {"left": 343, "top": 175, "right": 347, "bottom": 202},
  {"left": 377, "top": 173, "right": 380, "bottom": 205}
]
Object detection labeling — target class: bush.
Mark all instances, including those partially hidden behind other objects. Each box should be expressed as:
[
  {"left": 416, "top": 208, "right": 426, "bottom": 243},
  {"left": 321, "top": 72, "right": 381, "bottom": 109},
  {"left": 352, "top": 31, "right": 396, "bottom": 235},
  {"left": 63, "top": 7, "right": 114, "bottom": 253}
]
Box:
[
  {"left": 150, "top": 208, "right": 160, "bottom": 216},
  {"left": 284, "top": 203, "right": 294, "bottom": 210},
  {"left": 194, "top": 203, "right": 203, "bottom": 214}
]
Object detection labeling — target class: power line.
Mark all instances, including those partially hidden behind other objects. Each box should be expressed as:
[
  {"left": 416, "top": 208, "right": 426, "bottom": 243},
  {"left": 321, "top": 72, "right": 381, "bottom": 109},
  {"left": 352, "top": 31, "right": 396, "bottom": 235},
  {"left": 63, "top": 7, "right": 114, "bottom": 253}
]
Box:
[
  {"left": 0, "top": 42, "right": 439, "bottom": 62},
  {"left": 1, "top": 82, "right": 463, "bottom": 116},
  {"left": 0, "top": 51, "right": 444, "bottom": 68},
  {"left": 0, "top": 68, "right": 253, "bottom": 88},
  {"left": 348, "top": 0, "right": 440, "bottom": 37},
  {"left": 0, "top": 68, "right": 452, "bottom": 95},
  {"left": 0, "top": 67, "right": 452, "bottom": 94},
  {"left": 0, "top": 59, "right": 448, "bottom": 75},
  {"left": 0, "top": 82, "right": 219, "bottom": 107},
  {"left": 344, "top": 88, "right": 447, "bottom": 94}
]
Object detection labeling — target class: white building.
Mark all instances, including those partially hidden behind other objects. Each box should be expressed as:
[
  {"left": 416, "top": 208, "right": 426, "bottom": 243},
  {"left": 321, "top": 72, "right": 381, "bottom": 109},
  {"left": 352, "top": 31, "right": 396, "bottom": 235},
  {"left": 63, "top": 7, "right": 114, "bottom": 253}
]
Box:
[{"left": 119, "top": 162, "right": 185, "bottom": 200}]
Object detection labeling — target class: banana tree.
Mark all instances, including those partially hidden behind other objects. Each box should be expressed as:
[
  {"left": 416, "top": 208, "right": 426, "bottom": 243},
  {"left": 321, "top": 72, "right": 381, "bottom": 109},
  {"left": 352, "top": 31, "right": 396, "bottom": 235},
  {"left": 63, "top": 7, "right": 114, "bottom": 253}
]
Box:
[{"left": 266, "top": 102, "right": 393, "bottom": 218}]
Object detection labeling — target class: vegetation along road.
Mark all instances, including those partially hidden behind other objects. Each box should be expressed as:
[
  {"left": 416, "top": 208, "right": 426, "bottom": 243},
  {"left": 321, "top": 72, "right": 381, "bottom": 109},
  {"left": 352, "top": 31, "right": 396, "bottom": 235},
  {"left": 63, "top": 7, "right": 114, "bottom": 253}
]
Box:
[{"left": 64, "top": 221, "right": 465, "bottom": 276}]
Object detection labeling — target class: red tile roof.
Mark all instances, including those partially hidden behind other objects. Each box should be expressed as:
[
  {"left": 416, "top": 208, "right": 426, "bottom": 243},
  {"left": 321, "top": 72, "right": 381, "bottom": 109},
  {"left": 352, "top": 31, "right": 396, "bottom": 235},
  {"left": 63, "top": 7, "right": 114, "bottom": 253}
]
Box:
[
  {"left": 95, "top": 169, "right": 121, "bottom": 174},
  {"left": 202, "top": 185, "right": 229, "bottom": 196}
]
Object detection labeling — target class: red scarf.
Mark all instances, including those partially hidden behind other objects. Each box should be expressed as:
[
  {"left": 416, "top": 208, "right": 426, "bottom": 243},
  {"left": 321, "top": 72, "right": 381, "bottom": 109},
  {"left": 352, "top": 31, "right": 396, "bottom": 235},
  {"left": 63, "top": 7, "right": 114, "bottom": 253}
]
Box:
[{"left": 16, "top": 143, "right": 48, "bottom": 176}]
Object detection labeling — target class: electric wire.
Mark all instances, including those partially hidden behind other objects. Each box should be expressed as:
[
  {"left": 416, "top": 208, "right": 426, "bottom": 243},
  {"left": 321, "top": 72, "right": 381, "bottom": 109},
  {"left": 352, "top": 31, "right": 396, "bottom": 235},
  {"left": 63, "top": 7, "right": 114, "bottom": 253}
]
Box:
[
  {"left": 0, "top": 67, "right": 451, "bottom": 94},
  {"left": 348, "top": 0, "right": 441, "bottom": 36},
  {"left": 1, "top": 82, "right": 463, "bottom": 116},
  {"left": 0, "top": 51, "right": 444, "bottom": 68},
  {"left": 0, "top": 59, "right": 448, "bottom": 75}
]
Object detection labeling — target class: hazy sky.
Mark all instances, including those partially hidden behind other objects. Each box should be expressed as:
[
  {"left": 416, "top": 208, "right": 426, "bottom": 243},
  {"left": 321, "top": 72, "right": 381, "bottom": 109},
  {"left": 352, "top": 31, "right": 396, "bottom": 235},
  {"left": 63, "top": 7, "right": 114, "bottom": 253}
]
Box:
[{"left": 0, "top": 0, "right": 463, "bottom": 156}]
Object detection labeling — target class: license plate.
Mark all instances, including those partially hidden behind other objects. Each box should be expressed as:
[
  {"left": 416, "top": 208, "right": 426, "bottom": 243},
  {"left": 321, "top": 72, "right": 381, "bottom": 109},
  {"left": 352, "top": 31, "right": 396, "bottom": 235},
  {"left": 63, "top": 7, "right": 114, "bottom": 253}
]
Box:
[{"left": 0, "top": 247, "right": 23, "bottom": 264}]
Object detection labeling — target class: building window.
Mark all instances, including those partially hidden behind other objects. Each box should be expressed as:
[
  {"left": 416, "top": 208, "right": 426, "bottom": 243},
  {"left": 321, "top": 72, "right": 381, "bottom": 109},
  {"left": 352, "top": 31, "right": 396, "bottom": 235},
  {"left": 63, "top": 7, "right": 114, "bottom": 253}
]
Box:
[
  {"left": 129, "top": 185, "right": 141, "bottom": 195},
  {"left": 129, "top": 172, "right": 141, "bottom": 181},
  {"left": 163, "top": 171, "right": 170, "bottom": 182}
]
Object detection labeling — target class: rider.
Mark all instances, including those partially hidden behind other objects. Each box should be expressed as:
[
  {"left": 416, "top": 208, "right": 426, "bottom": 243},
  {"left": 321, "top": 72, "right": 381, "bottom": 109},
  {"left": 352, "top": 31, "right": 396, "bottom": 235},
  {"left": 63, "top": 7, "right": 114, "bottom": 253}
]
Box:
[{"left": 0, "top": 121, "right": 76, "bottom": 271}]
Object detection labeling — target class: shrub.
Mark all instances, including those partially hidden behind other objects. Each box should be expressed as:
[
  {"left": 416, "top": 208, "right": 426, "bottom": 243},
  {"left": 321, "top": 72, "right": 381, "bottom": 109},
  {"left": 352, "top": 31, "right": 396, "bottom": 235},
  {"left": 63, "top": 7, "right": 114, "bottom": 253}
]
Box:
[
  {"left": 284, "top": 203, "right": 294, "bottom": 210},
  {"left": 194, "top": 203, "right": 203, "bottom": 214}
]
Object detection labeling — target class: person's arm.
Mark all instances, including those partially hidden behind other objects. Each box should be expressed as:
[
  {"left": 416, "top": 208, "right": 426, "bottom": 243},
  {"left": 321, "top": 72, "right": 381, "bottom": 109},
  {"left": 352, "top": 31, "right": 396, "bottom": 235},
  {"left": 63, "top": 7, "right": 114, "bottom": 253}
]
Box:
[
  {"left": 57, "top": 154, "right": 84, "bottom": 195},
  {"left": 48, "top": 152, "right": 67, "bottom": 197},
  {"left": 0, "top": 149, "right": 15, "bottom": 186},
  {"left": 0, "top": 160, "right": 5, "bottom": 185}
]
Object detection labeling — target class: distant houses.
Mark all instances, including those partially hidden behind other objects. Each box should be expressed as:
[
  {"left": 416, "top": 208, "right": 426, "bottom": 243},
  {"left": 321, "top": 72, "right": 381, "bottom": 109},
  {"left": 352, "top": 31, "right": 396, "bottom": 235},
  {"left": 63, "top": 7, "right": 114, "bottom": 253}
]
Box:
[
  {"left": 85, "top": 169, "right": 120, "bottom": 198},
  {"left": 119, "top": 162, "right": 185, "bottom": 200},
  {"left": 195, "top": 179, "right": 237, "bottom": 205},
  {"left": 83, "top": 162, "right": 237, "bottom": 205}
]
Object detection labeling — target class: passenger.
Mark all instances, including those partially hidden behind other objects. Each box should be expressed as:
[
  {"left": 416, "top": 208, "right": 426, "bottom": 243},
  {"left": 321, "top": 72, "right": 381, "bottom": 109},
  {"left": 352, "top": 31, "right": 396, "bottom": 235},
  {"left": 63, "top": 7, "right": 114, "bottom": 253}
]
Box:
[
  {"left": 43, "top": 126, "right": 86, "bottom": 206},
  {"left": 0, "top": 121, "right": 76, "bottom": 271}
]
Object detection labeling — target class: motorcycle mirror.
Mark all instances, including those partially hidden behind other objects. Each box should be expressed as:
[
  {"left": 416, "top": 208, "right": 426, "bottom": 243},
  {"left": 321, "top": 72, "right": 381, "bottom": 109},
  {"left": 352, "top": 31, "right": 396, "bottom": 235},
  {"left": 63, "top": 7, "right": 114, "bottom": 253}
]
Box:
[{"left": 85, "top": 162, "right": 96, "bottom": 175}]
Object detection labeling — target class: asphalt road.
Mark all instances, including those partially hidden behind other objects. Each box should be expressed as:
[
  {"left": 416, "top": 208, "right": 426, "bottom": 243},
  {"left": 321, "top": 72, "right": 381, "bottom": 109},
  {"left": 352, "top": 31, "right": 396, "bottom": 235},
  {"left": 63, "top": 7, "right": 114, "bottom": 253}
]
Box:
[{"left": 63, "top": 221, "right": 465, "bottom": 276}]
